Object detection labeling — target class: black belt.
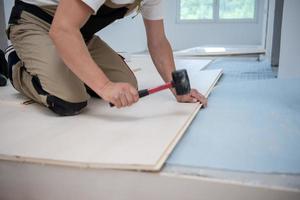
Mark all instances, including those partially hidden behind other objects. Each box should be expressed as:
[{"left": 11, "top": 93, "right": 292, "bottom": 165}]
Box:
[
  {"left": 8, "top": 0, "right": 129, "bottom": 41},
  {"left": 9, "top": 0, "right": 53, "bottom": 25}
]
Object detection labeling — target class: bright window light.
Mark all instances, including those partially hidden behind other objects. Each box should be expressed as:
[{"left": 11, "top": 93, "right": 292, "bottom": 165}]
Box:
[
  {"left": 179, "top": 0, "right": 256, "bottom": 22},
  {"left": 180, "top": 0, "right": 214, "bottom": 20},
  {"left": 219, "top": 0, "right": 256, "bottom": 19}
]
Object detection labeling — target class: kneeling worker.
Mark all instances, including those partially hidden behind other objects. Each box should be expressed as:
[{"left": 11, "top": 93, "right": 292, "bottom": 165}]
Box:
[{"left": 6, "top": 0, "right": 207, "bottom": 116}]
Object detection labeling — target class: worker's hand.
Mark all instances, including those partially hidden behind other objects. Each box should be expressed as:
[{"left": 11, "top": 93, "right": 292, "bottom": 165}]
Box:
[
  {"left": 99, "top": 81, "right": 139, "bottom": 108},
  {"left": 174, "top": 89, "right": 208, "bottom": 107}
]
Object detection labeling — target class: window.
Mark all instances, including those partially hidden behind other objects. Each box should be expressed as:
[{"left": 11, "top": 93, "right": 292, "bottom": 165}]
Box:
[
  {"left": 180, "top": 0, "right": 214, "bottom": 20},
  {"left": 178, "top": 0, "right": 257, "bottom": 22},
  {"left": 219, "top": 0, "right": 256, "bottom": 19}
]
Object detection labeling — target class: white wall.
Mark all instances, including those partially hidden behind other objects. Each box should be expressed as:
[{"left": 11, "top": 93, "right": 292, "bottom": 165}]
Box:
[
  {"left": 278, "top": 0, "right": 300, "bottom": 79},
  {"left": 97, "top": 15, "right": 147, "bottom": 53},
  {"left": 164, "top": 0, "right": 265, "bottom": 50},
  {"left": 100, "top": 0, "right": 266, "bottom": 52},
  {"left": 4, "top": 0, "right": 266, "bottom": 53}
]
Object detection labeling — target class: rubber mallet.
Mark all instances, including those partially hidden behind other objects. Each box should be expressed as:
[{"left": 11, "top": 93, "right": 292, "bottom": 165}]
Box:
[{"left": 110, "top": 69, "right": 191, "bottom": 107}]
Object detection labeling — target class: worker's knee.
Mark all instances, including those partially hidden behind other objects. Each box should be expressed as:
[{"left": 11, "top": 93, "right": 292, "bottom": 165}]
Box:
[
  {"left": 46, "top": 95, "right": 87, "bottom": 116},
  {"left": 30, "top": 74, "right": 88, "bottom": 116}
]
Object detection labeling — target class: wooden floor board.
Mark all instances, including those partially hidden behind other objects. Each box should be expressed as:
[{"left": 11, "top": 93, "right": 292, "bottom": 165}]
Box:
[{"left": 0, "top": 57, "right": 222, "bottom": 171}]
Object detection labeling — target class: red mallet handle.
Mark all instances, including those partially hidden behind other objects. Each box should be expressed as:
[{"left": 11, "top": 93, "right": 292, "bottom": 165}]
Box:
[
  {"left": 147, "top": 82, "right": 173, "bottom": 95},
  {"left": 109, "top": 82, "right": 173, "bottom": 107}
]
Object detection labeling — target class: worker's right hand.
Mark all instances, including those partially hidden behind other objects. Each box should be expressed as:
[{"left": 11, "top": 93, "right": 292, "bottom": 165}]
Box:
[{"left": 98, "top": 81, "right": 139, "bottom": 108}]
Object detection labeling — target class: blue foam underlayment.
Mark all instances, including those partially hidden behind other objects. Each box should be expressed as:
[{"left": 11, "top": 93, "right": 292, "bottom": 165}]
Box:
[
  {"left": 206, "top": 59, "right": 276, "bottom": 83},
  {"left": 167, "top": 78, "right": 300, "bottom": 174}
]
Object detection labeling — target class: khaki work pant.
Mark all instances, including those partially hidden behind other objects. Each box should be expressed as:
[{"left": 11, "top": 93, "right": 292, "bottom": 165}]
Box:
[{"left": 9, "top": 10, "right": 138, "bottom": 115}]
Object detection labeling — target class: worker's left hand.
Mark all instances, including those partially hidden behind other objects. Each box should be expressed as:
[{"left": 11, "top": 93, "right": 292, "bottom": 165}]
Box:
[{"left": 175, "top": 89, "right": 208, "bottom": 107}]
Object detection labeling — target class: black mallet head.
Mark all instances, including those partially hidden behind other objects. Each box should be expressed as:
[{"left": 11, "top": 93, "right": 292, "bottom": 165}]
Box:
[{"left": 172, "top": 69, "right": 191, "bottom": 95}]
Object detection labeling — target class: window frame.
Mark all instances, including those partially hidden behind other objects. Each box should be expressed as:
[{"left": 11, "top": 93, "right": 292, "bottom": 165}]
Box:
[{"left": 176, "top": 0, "right": 259, "bottom": 24}]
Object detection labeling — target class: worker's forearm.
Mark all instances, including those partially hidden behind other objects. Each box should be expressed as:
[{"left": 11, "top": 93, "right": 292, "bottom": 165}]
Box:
[
  {"left": 49, "top": 27, "right": 110, "bottom": 95},
  {"left": 148, "top": 38, "right": 176, "bottom": 83}
]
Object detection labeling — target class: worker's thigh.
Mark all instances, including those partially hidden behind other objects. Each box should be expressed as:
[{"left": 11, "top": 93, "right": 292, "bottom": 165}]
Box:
[
  {"left": 9, "top": 11, "right": 88, "bottom": 116},
  {"left": 87, "top": 36, "right": 138, "bottom": 89}
]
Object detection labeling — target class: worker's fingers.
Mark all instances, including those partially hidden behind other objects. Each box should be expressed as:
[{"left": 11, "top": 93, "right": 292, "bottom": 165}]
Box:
[
  {"left": 121, "top": 92, "right": 130, "bottom": 107},
  {"left": 175, "top": 89, "right": 208, "bottom": 107},
  {"left": 190, "top": 89, "right": 208, "bottom": 107},
  {"left": 102, "top": 82, "right": 139, "bottom": 108},
  {"left": 130, "top": 87, "right": 139, "bottom": 103},
  {"left": 124, "top": 91, "right": 134, "bottom": 106},
  {"left": 112, "top": 95, "right": 122, "bottom": 108},
  {"left": 200, "top": 94, "right": 208, "bottom": 107}
]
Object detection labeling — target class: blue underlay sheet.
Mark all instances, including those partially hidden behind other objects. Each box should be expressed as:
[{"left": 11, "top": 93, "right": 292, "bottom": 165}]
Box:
[
  {"left": 167, "top": 78, "right": 300, "bottom": 174},
  {"left": 207, "top": 59, "right": 276, "bottom": 82}
]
